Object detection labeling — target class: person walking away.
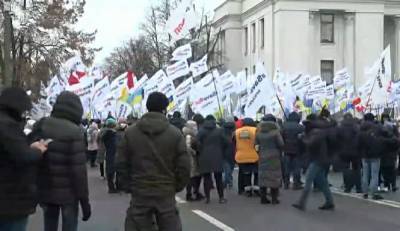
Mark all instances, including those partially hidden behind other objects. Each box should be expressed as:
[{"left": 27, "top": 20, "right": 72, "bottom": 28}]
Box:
[
  {"left": 222, "top": 117, "right": 236, "bottom": 189},
  {"left": 235, "top": 118, "right": 259, "bottom": 196},
  {"left": 103, "top": 118, "right": 118, "bottom": 193},
  {"left": 281, "top": 112, "right": 305, "bottom": 190},
  {"left": 0, "top": 87, "right": 48, "bottom": 231},
  {"left": 87, "top": 121, "right": 99, "bottom": 168},
  {"left": 31, "top": 91, "right": 91, "bottom": 231},
  {"left": 197, "top": 115, "right": 228, "bottom": 204},
  {"left": 292, "top": 115, "right": 335, "bottom": 211},
  {"left": 117, "top": 92, "right": 190, "bottom": 231},
  {"left": 379, "top": 113, "right": 400, "bottom": 192},
  {"left": 336, "top": 113, "right": 362, "bottom": 193},
  {"left": 182, "top": 120, "right": 204, "bottom": 201},
  {"left": 170, "top": 111, "right": 186, "bottom": 131},
  {"left": 97, "top": 123, "right": 106, "bottom": 180},
  {"left": 256, "top": 115, "right": 284, "bottom": 205}
]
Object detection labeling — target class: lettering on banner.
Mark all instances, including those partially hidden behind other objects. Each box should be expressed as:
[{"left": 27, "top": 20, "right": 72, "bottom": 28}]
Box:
[
  {"left": 174, "top": 18, "right": 185, "bottom": 35},
  {"left": 249, "top": 74, "right": 266, "bottom": 95}
]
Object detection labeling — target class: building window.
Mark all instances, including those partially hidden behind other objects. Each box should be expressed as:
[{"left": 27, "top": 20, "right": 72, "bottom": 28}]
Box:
[
  {"left": 321, "top": 60, "right": 334, "bottom": 84},
  {"left": 219, "top": 30, "right": 225, "bottom": 63},
  {"left": 252, "top": 23, "right": 256, "bottom": 53},
  {"left": 260, "top": 18, "right": 265, "bottom": 48},
  {"left": 244, "top": 27, "right": 248, "bottom": 55},
  {"left": 245, "top": 67, "right": 248, "bottom": 77},
  {"left": 253, "top": 65, "right": 256, "bottom": 74},
  {"left": 321, "top": 14, "right": 334, "bottom": 43}
]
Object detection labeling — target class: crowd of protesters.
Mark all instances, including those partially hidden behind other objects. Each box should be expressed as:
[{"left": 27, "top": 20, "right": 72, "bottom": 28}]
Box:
[{"left": 2, "top": 87, "right": 400, "bottom": 231}]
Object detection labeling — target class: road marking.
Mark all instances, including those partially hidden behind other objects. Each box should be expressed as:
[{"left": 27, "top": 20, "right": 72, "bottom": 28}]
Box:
[
  {"left": 331, "top": 188, "right": 400, "bottom": 209},
  {"left": 192, "top": 210, "right": 235, "bottom": 231},
  {"left": 175, "top": 196, "right": 187, "bottom": 204}
]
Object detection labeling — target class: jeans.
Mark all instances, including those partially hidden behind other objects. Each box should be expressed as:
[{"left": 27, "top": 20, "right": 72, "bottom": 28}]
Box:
[
  {"left": 283, "top": 155, "right": 302, "bottom": 185},
  {"left": 223, "top": 161, "right": 234, "bottom": 187},
  {"left": 42, "top": 203, "right": 79, "bottom": 231},
  {"left": 0, "top": 217, "right": 28, "bottom": 231},
  {"left": 342, "top": 157, "right": 362, "bottom": 192},
  {"left": 297, "top": 162, "right": 334, "bottom": 207},
  {"left": 362, "top": 158, "right": 380, "bottom": 195}
]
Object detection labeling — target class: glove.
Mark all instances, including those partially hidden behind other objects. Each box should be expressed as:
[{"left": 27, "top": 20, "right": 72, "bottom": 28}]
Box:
[{"left": 80, "top": 199, "right": 91, "bottom": 221}]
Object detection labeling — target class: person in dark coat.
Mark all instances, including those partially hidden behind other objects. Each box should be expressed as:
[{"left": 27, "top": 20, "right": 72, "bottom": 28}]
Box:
[
  {"left": 336, "top": 113, "right": 362, "bottom": 193},
  {"left": 102, "top": 118, "right": 118, "bottom": 193},
  {"left": 31, "top": 91, "right": 91, "bottom": 231},
  {"left": 0, "top": 87, "right": 47, "bottom": 231},
  {"left": 293, "top": 115, "right": 335, "bottom": 211},
  {"left": 256, "top": 115, "right": 284, "bottom": 205},
  {"left": 222, "top": 116, "right": 236, "bottom": 189},
  {"left": 170, "top": 111, "right": 186, "bottom": 131},
  {"left": 117, "top": 92, "right": 190, "bottom": 231},
  {"left": 197, "top": 115, "right": 228, "bottom": 204},
  {"left": 281, "top": 112, "right": 305, "bottom": 190}
]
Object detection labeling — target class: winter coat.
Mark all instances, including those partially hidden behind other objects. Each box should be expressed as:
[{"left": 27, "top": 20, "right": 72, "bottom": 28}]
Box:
[
  {"left": 102, "top": 128, "right": 117, "bottom": 174},
  {"left": 31, "top": 92, "right": 89, "bottom": 206},
  {"left": 222, "top": 121, "right": 236, "bottom": 166},
  {"left": 281, "top": 113, "right": 304, "bottom": 156},
  {"left": 197, "top": 120, "right": 228, "bottom": 174},
  {"left": 0, "top": 108, "right": 42, "bottom": 220},
  {"left": 380, "top": 122, "right": 400, "bottom": 166},
  {"left": 359, "top": 121, "right": 386, "bottom": 159},
  {"left": 256, "top": 122, "right": 284, "bottom": 188},
  {"left": 87, "top": 124, "right": 99, "bottom": 151},
  {"left": 235, "top": 126, "right": 259, "bottom": 164},
  {"left": 96, "top": 128, "right": 106, "bottom": 163},
  {"left": 336, "top": 118, "right": 360, "bottom": 160},
  {"left": 182, "top": 121, "right": 200, "bottom": 177},
  {"left": 170, "top": 117, "right": 186, "bottom": 132},
  {"left": 116, "top": 112, "right": 190, "bottom": 199},
  {"left": 302, "top": 119, "right": 333, "bottom": 165}
]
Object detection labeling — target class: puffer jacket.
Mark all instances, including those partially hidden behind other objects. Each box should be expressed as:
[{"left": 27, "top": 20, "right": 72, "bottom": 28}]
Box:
[
  {"left": 235, "top": 126, "right": 258, "bottom": 164},
  {"left": 31, "top": 92, "right": 89, "bottom": 205},
  {"left": 117, "top": 112, "right": 190, "bottom": 200},
  {"left": 281, "top": 112, "right": 304, "bottom": 156},
  {"left": 336, "top": 118, "right": 360, "bottom": 159},
  {"left": 0, "top": 108, "right": 42, "bottom": 220}
]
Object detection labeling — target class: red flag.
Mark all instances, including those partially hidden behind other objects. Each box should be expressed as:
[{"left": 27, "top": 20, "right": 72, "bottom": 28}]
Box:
[
  {"left": 127, "top": 71, "right": 135, "bottom": 89},
  {"left": 68, "top": 73, "right": 80, "bottom": 86},
  {"left": 76, "top": 71, "right": 86, "bottom": 79},
  {"left": 352, "top": 97, "right": 361, "bottom": 106}
]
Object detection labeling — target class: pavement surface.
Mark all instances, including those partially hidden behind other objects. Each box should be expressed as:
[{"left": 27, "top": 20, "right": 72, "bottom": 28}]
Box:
[{"left": 27, "top": 168, "right": 400, "bottom": 231}]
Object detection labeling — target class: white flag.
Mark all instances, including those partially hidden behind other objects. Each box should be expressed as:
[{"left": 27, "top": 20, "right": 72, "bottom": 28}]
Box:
[
  {"left": 191, "top": 73, "right": 220, "bottom": 116},
  {"left": 46, "top": 76, "right": 65, "bottom": 106},
  {"left": 245, "top": 62, "right": 276, "bottom": 118},
  {"left": 171, "top": 44, "right": 192, "bottom": 61},
  {"left": 166, "top": 0, "right": 197, "bottom": 41},
  {"left": 166, "top": 60, "right": 190, "bottom": 81},
  {"left": 368, "top": 46, "right": 392, "bottom": 106},
  {"left": 92, "top": 77, "right": 110, "bottom": 107},
  {"left": 175, "top": 77, "right": 193, "bottom": 112},
  {"left": 65, "top": 77, "right": 94, "bottom": 118},
  {"left": 190, "top": 55, "right": 208, "bottom": 77},
  {"left": 116, "top": 101, "right": 132, "bottom": 119}
]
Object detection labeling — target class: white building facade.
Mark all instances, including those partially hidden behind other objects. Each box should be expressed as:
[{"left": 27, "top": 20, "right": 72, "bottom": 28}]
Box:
[{"left": 213, "top": 0, "right": 400, "bottom": 88}]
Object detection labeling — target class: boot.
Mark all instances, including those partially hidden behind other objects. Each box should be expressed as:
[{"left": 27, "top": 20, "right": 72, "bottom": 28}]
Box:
[
  {"left": 260, "top": 187, "right": 271, "bottom": 204},
  {"left": 318, "top": 203, "right": 335, "bottom": 211},
  {"left": 271, "top": 188, "right": 280, "bottom": 205}
]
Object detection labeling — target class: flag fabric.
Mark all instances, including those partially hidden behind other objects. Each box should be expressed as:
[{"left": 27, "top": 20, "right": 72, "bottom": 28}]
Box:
[
  {"left": 166, "top": 60, "right": 190, "bottom": 81},
  {"left": 190, "top": 55, "right": 208, "bottom": 77},
  {"left": 171, "top": 43, "right": 192, "bottom": 61},
  {"left": 166, "top": 0, "right": 197, "bottom": 41}
]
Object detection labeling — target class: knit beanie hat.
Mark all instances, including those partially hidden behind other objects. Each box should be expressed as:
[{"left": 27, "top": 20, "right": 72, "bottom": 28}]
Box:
[
  {"left": 51, "top": 91, "right": 83, "bottom": 125},
  {"left": 0, "top": 87, "right": 32, "bottom": 114},
  {"left": 146, "top": 92, "right": 169, "bottom": 113}
]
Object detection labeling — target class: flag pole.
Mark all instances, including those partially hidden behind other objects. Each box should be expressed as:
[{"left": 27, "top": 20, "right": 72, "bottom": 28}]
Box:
[
  {"left": 275, "top": 94, "right": 288, "bottom": 120},
  {"left": 210, "top": 69, "right": 224, "bottom": 120}
]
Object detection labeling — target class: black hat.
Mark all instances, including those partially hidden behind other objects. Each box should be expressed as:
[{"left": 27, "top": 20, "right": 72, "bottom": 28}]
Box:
[
  {"left": 205, "top": 115, "right": 216, "bottom": 121},
  {"left": 52, "top": 91, "right": 83, "bottom": 125},
  {"left": 146, "top": 92, "right": 169, "bottom": 113},
  {"left": 364, "top": 113, "right": 375, "bottom": 122},
  {"left": 262, "top": 114, "right": 276, "bottom": 122},
  {"left": 0, "top": 87, "right": 32, "bottom": 114}
]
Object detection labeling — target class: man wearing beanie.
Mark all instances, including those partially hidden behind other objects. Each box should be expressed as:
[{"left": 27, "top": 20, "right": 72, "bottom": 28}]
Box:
[
  {"left": 0, "top": 87, "right": 48, "bottom": 231},
  {"left": 117, "top": 92, "right": 190, "bottom": 231},
  {"left": 30, "top": 91, "right": 91, "bottom": 230}
]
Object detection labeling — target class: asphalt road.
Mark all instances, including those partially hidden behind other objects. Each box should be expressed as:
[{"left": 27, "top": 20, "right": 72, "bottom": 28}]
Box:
[{"left": 27, "top": 168, "right": 400, "bottom": 231}]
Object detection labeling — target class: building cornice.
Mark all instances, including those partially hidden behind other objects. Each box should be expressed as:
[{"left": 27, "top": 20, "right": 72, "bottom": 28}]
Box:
[{"left": 212, "top": 14, "right": 242, "bottom": 28}]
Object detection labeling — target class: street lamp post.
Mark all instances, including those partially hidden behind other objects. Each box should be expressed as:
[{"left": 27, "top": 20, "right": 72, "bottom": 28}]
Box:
[{"left": 3, "top": 0, "right": 13, "bottom": 87}]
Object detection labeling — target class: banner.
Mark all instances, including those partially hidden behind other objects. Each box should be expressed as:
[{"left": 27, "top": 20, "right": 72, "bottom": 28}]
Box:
[
  {"left": 171, "top": 43, "right": 192, "bottom": 61},
  {"left": 190, "top": 55, "right": 208, "bottom": 77},
  {"left": 175, "top": 77, "right": 193, "bottom": 112},
  {"left": 245, "top": 63, "right": 276, "bottom": 118},
  {"left": 275, "top": 71, "right": 296, "bottom": 113},
  {"left": 166, "top": 0, "right": 197, "bottom": 41},
  {"left": 334, "top": 68, "right": 351, "bottom": 90},
  {"left": 92, "top": 77, "right": 110, "bottom": 107},
  {"left": 46, "top": 76, "right": 65, "bottom": 106},
  {"left": 368, "top": 46, "right": 392, "bottom": 106},
  {"left": 166, "top": 60, "right": 190, "bottom": 81},
  {"left": 110, "top": 72, "right": 128, "bottom": 98},
  {"left": 116, "top": 101, "right": 132, "bottom": 119},
  {"left": 191, "top": 73, "right": 220, "bottom": 116},
  {"left": 66, "top": 77, "right": 94, "bottom": 118}
]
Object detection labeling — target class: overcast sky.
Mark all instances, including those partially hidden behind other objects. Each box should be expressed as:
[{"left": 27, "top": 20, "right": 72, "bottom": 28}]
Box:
[{"left": 76, "top": 0, "right": 224, "bottom": 65}]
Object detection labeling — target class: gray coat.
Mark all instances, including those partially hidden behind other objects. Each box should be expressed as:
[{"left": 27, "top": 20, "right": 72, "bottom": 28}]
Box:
[
  {"left": 197, "top": 120, "right": 228, "bottom": 174},
  {"left": 256, "top": 122, "right": 284, "bottom": 188}
]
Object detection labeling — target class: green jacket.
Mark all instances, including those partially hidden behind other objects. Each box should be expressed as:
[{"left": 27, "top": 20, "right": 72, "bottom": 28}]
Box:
[{"left": 117, "top": 112, "right": 190, "bottom": 200}]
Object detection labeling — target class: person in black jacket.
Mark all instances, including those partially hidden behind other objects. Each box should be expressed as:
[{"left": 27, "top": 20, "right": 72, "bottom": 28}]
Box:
[
  {"left": 337, "top": 113, "right": 362, "bottom": 193},
  {"left": 102, "top": 118, "right": 118, "bottom": 194},
  {"left": 31, "top": 91, "right": 91, "bottom": 231},
  {"left": 281, "top": 112, "right": 305, "bottom": 190},
  {"left": 170, "top": 111, "right": 186, "bottom": 131},
  {"left": 197, "top": 115, "right": 228, "bottom": 204},
  {"left": 222, "top": 116, "right": 236, "bottom": 189},
  {"left": 0, "top": 87, "right": 47, "bottom": 231}
]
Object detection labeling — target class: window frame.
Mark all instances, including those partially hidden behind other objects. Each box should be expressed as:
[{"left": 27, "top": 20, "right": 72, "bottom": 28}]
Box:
[
  {"left": 244, "top": 27, "right": 249, "bottom": 56},
  {"left": 260, "top": 18, "right": 265, "bottom": 49},
  {"left": 252, "top": 23, "right": 256, "bottom": 53},
  {"left": 320, "top": 13, "right": 335, "bottom": 44},
  {"left": 321, "top": 60, "right": 334, "bottom": 85}
]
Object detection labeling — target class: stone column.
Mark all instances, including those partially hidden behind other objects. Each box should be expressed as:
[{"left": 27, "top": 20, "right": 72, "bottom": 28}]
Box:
[
  {"left": 344, "top": 13, "right": 355, "bottom": 85},
  {"left": 394, "top": 16, "right": 400, "bottom": 81}
]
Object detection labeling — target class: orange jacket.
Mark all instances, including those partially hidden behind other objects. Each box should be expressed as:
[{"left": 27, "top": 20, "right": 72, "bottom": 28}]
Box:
[{"left": 235, "top": 126, "right": 259, "bottom": 163}]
